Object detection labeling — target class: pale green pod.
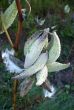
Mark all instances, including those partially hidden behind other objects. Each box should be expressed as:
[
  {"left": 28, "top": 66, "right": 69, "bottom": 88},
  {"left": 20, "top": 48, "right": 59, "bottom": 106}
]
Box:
[
  {"left": 48, "top": 31, "right": 61, "bottom": 63},
  {"left": 24, "top": 28, "right": 49, "bottom": 68},
  {"left": 13, "top": 52, "right": 48, "bottom": 79},
  {"left": 24, "top": 30, "right": 43, "bottom": 56},
  {"left": 24, "top": 28, "right": 49, "bottom": 56},
  {"left": 36, "top": 65, "right": 48, "bottom": 86},
  {"left": 47, "top": 62, "right": 70, "bottom": 72}
]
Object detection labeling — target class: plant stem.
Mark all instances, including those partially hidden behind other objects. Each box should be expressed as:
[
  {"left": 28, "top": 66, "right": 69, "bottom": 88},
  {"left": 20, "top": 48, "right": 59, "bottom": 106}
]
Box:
[
  {"left": 12, "top": 0, "right": 31, "bottom": 109},
  {"left": 13, "top": 80, "right": 18, "bottom": 110},
  {"left": 14, "top": 0, "right": 23, "bottom": 50},
  {"left": 14, "top": 20, "right": 23, "bottom": 50},
  {"left": 13, "top": 1, "right": 23, "bottom": 110}
]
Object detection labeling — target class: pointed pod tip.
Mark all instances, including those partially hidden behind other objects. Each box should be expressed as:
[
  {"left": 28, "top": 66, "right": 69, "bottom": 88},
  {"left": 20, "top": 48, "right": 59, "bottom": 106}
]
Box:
[
  {"left": 67, "top": 62, "right": 70, "bottom": 67},
  {"left": 36, "top": 82, "right": 40, "bottom": 86},
  {"left": 36, "top": 65, "right": 48, "bottom": 86},
  {"left": 64, "top": 62, "right": 70, "bottom": 68},
  {"left": 36, "top": 80, "right": 45, "bottom": 86}
]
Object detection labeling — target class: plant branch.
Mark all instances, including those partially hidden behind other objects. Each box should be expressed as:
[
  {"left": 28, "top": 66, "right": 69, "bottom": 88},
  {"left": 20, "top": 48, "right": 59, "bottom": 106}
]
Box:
[
  {"left": 14, "top": 0, "right": 23, "bottom": 50},
  {"left": 13, "top": 1, "right": 23, "bottom": 110},
  {"left": 15, "top": 0, "right": 23, "bottom": 22},
  {"left": 13, "top": 80, "right": 18, "bottom": 110}
]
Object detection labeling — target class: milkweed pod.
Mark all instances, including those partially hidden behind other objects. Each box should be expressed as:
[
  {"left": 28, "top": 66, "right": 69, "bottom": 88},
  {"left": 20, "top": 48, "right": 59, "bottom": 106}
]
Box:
[
  {"left": 47, "top": 62, "right": 70, "bottom": 72},
  {"left": 36, "top": 65, "right": 48, "bottom": 86},
  {"left": 24, "top": 29, "right": 49, "bottom": 68},
  {"left": 13, "top": 52, "right": 48, "bottom": 79},
  {"left": 48, "top": 31, "right": 61, "bottom": 63}
]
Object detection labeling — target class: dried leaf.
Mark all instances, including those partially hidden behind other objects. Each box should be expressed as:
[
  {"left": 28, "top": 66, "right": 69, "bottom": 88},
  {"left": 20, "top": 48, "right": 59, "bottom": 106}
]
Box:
[
  {"left": 47, "top": 62, "right": 70, "bottom": 72},
  {"left": 13, "top": 52, "right": 48, "bottom": 79},
  {"left": 0, "top": 0, "right": 18, "bottom": 34},
  {"left": 48, "top": 31, "right": 61, "bottom": 63},
  {"left": 19, "top": 78, "right": 34, "bottom": 97},
  {"left": 36, "top": 65, "right": 48, "bottom": 86}
]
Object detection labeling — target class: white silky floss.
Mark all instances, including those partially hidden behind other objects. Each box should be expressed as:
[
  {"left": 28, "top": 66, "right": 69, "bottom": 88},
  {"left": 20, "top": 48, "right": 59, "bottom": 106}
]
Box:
[
  {"left": 2, "top": 49, "right": 23, "bottom": 74},
  {"left": 43, "top": 85, "right": 56, "bottom": 98}
]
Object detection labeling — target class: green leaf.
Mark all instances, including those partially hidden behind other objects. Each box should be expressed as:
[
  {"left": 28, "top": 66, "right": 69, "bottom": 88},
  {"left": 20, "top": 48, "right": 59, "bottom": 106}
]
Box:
[
  {"left": 0, "top": 0, "right": 18, "bottom": 34},
  {"left": 13, "top": 52, "right": 48, "bottom": 79},
  {"left": 36, "top": 65, "right": 48, "bottom": 86},
  {"left": 48, "top": 31, "right": 61, "bottom": 63},
  {"left": 47, "top": 62, "right": 70, "bottom": 72}
]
